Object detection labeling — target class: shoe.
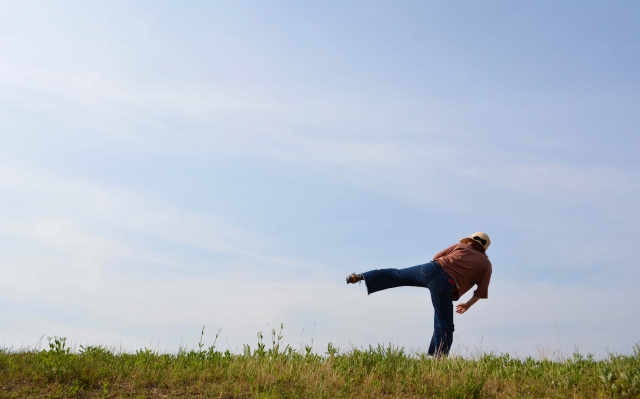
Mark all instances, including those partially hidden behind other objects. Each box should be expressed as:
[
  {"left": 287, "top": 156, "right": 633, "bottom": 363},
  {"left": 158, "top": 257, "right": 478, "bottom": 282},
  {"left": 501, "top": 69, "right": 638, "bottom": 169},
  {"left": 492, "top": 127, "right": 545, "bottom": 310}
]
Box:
[{"left": 346, "top": 273, "right": 364, "bottom": 284}]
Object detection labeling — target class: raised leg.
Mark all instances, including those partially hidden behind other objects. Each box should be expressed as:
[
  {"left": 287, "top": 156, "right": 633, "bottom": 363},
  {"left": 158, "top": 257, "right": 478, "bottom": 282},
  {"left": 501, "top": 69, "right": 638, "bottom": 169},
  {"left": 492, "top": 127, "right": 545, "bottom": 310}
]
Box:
[{"left": 362, "top": 264, "right": 429, "bottom": 295}]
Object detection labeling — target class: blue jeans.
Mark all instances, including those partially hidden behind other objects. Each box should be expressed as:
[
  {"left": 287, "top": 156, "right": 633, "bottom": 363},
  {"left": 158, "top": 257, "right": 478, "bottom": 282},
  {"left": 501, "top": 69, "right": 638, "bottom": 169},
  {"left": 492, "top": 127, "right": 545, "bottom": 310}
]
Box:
[{"left": 363, "top": 261, "right": 455, "bottom": 356}]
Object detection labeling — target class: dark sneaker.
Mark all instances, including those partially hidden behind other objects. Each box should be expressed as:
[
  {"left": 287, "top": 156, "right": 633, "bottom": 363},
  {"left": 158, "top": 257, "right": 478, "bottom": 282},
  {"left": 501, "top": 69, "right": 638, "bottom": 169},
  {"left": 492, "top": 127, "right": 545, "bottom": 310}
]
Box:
[{"left": 346, "top": 273, "right": 364, "bottom": 284}]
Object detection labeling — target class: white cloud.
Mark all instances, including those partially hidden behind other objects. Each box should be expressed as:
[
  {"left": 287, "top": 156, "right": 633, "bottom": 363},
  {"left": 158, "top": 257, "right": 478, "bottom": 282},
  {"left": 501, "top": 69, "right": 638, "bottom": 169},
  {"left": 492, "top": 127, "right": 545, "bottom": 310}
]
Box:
[
  {"left": 464, "top": 164, "right": 630, "bottom": 200},
  {"left": 1, "top": 1, "right": 639, "bottom": 358},
  {"left": 0, "top": 162, "right": 308, "bottom": 273},
  {"left": 4, "top": 162, "right": 635, "bottom": 356},
  {"left": 2, "top": 260, "right": 637, "bottom": 357}
]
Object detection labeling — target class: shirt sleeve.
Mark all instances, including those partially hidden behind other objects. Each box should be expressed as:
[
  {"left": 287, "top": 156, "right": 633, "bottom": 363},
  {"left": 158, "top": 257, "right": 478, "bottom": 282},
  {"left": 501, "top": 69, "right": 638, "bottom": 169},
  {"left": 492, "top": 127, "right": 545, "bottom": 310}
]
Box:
[
  {"left": 472, "top": 267, "right": 492, "bottom": 299},
  {"left": 433, "top": 244, "right": 458, "bottom": 260}
]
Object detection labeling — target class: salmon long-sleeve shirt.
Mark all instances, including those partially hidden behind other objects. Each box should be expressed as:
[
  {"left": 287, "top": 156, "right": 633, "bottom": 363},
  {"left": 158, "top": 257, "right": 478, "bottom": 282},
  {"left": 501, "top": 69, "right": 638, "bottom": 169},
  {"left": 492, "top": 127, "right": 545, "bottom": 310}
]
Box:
[{"left": 433, "top": 243, "right": 492, "bottom": 299}]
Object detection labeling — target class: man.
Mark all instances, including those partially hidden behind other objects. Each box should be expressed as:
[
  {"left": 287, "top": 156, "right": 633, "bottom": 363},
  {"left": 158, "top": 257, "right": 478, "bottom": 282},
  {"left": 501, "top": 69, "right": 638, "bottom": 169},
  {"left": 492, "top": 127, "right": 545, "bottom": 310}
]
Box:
[{"left": 346, "top": 232, "right": 492, "bottom": 356}]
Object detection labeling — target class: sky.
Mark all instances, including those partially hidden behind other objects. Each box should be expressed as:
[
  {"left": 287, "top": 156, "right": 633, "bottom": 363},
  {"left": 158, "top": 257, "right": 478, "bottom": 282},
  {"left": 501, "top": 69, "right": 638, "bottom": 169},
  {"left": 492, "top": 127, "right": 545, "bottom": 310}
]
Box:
[{"left": 1, "top": 0, "right": 639, "bottom": 357}]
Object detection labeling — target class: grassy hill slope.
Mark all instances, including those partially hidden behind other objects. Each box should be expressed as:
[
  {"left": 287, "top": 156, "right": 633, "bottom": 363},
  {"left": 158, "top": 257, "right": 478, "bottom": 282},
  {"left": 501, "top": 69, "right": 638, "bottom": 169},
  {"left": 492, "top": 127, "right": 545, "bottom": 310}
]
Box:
[{"left": 1, "top": 334, "right": 639, "bottom": 398}]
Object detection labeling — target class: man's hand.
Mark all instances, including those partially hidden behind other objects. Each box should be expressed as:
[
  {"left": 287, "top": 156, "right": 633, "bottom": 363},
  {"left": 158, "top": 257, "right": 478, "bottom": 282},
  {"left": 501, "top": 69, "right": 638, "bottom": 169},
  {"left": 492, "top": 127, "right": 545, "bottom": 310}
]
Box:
[
  {"left": 455, "top": 303, "right": 469, "bottom": 314},
  {"left": 456, "top": 296, "right": 480, "bottom": 314}
]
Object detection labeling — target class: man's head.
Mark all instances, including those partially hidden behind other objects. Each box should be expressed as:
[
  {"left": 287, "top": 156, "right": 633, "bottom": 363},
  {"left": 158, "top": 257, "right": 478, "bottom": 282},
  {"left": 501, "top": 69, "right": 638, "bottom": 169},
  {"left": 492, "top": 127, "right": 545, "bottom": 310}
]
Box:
[{"left": 460, "top": 232, "right": 491, "bottom": 252}]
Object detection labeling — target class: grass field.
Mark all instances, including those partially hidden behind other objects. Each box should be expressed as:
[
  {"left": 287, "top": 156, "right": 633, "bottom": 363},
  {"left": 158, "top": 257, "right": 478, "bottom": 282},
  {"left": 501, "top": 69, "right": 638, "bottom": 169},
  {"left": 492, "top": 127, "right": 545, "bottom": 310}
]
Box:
[{"left": 1, "top": 328, "right": 639, "bottom": 398}]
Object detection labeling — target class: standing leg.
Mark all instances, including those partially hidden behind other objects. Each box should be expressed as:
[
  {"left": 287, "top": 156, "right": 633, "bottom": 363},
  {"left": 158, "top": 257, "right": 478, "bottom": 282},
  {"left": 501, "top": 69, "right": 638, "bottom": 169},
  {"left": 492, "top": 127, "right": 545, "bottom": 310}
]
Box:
[
  {"left": 428, "top": 332, "right": 437, "bottom": 355},
  {"left": 362, "top": 262, "right": 440, "bottom": 295},
  {"left": 427, "top": 274, "right": 455, "bottom": 356}
]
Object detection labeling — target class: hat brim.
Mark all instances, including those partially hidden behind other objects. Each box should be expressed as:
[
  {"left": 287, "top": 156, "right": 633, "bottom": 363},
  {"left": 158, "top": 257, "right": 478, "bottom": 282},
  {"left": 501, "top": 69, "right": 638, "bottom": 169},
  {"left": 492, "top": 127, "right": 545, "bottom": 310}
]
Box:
[{"left": 461, "top": 236, "right": 488, "bottom": 250}]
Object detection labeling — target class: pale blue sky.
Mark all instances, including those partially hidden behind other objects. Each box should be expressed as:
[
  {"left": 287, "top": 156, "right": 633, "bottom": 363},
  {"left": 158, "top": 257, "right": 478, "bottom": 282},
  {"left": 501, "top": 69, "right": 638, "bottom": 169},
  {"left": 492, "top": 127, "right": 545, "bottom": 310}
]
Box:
[{"left": 1, "top": 1, "right": 639, "bottom": 356}]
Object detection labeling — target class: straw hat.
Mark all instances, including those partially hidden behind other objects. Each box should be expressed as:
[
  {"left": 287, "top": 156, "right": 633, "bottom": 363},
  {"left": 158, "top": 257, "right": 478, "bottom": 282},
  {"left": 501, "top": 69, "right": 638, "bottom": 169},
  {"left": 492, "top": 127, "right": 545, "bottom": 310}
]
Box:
[{"left": 463, "top": 232, "right": 491, "bottom": 251}]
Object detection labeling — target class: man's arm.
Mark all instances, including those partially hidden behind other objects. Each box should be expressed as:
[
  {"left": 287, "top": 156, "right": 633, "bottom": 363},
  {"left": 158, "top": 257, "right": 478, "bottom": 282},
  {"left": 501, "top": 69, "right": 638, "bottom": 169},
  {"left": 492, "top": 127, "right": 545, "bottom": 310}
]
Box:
[{"left": 456, "top": 296, "right": 480, "bottom": 314}]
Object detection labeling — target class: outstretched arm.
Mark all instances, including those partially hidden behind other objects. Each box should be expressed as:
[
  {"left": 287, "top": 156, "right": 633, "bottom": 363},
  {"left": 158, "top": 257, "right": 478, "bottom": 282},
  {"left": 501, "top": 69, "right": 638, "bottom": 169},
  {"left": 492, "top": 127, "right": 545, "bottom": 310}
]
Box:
[{"left": 456, "top": 296, "right": 480, "bottom": 314}]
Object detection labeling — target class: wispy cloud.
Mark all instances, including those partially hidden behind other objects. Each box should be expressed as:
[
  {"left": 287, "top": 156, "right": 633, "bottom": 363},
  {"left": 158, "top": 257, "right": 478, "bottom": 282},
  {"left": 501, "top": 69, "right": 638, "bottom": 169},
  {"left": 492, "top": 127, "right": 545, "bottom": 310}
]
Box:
[
  {"left": 465, "top": 164, "right": 631, "bottom": 200},
  {"left": 0, "top": 162, "right": 306, "bottom": 272},
  {"left": 1, "top": 1, "right": 639, "bottom": 357}
]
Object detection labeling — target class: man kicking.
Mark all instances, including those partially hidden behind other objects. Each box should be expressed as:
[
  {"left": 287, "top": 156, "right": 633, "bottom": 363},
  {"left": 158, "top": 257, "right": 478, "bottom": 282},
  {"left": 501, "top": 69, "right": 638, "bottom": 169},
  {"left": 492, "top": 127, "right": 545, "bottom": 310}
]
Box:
[{"left": 346, "top": 232, "right": 492, "bottom": 356}]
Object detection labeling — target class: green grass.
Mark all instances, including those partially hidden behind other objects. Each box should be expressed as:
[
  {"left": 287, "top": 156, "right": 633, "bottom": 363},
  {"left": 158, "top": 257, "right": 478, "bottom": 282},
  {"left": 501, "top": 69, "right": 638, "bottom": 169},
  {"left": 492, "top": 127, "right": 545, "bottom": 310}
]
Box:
[{"left": 1, "top": 328, "right": 639, "bottom": 398}]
